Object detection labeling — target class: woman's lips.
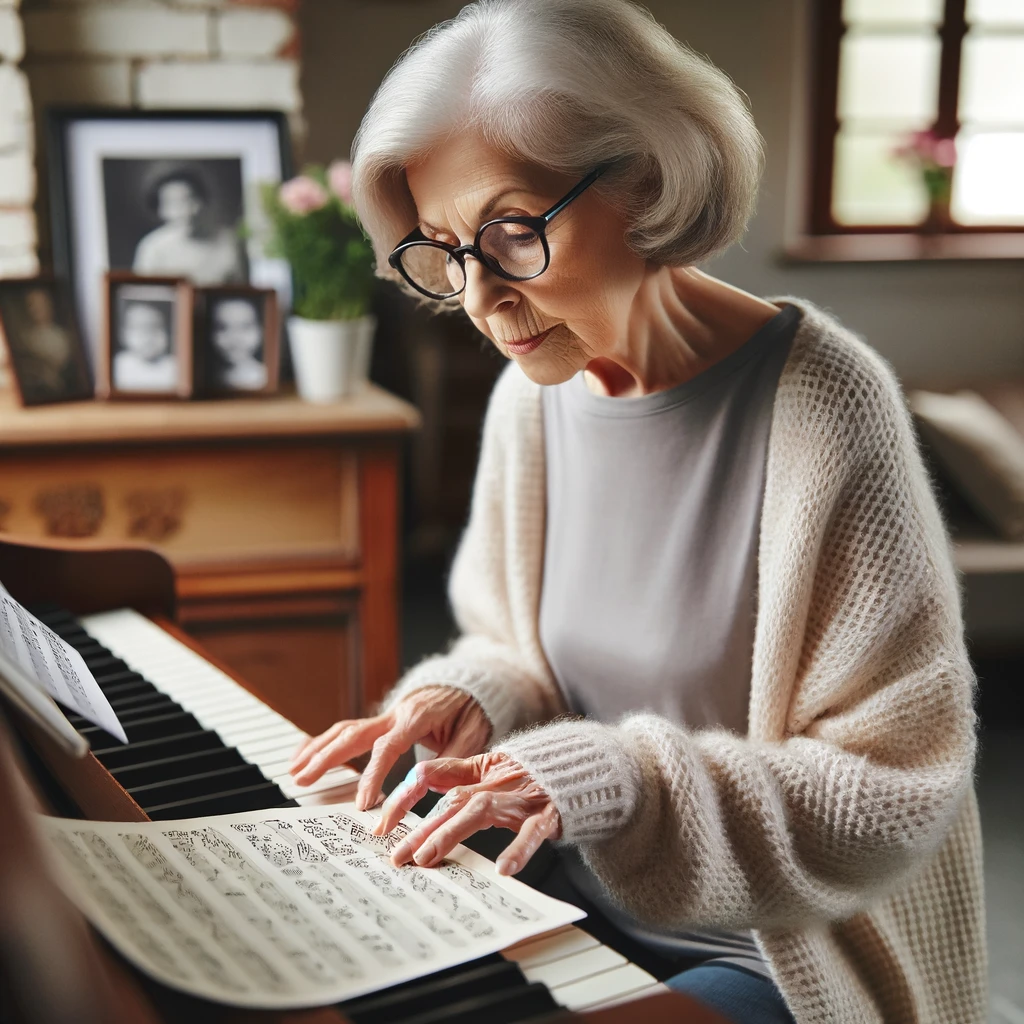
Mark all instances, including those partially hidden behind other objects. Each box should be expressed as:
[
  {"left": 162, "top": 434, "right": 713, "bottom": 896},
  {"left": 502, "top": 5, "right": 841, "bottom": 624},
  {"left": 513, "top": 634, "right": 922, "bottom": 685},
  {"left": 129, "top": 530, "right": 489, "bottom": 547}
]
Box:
[{"left": 504, "top": 327, "right": 554, "bottom": 356}]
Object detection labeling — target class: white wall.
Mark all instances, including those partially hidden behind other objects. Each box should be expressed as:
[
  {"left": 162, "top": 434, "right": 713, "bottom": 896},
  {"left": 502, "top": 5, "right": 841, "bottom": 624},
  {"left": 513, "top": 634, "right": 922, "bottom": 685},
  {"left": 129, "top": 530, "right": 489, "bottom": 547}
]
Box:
[{"left": 301, "top": 0, "right": 1024, "bottom": 384}]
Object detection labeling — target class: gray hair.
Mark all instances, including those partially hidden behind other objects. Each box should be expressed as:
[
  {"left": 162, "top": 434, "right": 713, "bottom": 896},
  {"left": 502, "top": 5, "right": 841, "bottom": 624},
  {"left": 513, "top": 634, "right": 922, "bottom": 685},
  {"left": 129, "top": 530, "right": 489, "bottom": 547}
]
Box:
[{"left": 352, "top": 0, "right": 763, "bottom": 277}]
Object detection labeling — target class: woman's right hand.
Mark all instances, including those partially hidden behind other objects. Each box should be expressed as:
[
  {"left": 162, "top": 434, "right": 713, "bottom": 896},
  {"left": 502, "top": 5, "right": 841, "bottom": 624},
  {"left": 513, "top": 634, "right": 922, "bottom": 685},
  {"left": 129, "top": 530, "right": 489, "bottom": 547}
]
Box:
[{"left": 288, "top": 686, "right": 491, "bottom": 811}]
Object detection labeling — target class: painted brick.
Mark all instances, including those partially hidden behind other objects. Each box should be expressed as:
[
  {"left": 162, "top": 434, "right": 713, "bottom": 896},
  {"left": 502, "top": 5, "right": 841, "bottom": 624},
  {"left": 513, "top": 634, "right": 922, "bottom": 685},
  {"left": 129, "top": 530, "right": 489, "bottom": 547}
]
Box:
[
  {"left": 25, "top": 59, "right": 132, "bottom": 108},
  {"left": 217, "top": 7, "right": 293, "bottom": 57},
  {"left": 0, "top": 150, "right": 33, "bottom": 206},
  {"left": 0, "top": 63, "right": 30, "bottom": 121},
  {"left": 138, "top": 59, "right": 300, "bottom": 111},
  {"left": 0, "top": 247, "right": 40, "bottom": 279},
  {"left": 0, "top": 208, "right": 36, "bottom": 250},
  {"left": 0, "top": 7, "right": 25, "bottom": 62},
  {"left": 24, "top": 8, "right": 209, "bottom": 58}
]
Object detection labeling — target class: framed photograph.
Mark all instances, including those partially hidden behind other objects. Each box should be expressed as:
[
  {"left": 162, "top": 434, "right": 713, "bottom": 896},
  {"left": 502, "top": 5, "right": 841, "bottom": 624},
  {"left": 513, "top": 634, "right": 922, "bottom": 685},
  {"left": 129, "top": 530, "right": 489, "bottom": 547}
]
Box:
[
  {"left": 197, "top": 286, "right": 280, "bottom": 396},
  {"left": 0, "top": 277, "right": 93, "bottom": 406},
  {"left": 48, "top": 108, "right": 292, "bottom": 365},
  {"left": 100, "top": 273, "right": 193, "bottom": 400}
]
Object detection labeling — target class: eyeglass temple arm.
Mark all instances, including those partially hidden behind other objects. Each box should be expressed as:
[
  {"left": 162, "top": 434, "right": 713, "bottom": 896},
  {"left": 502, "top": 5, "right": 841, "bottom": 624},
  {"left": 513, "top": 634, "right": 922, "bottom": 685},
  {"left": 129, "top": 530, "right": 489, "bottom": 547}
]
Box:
[{"left": 540, "top": 163, "right": 611, "bottom": 223}]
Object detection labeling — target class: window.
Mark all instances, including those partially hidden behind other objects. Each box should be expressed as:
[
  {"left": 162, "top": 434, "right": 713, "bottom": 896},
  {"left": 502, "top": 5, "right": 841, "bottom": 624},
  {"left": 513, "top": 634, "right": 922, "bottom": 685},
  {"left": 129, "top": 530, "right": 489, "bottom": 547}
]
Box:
[{"left": 809, "top": 0, "right": 1024, "bottom": 235}]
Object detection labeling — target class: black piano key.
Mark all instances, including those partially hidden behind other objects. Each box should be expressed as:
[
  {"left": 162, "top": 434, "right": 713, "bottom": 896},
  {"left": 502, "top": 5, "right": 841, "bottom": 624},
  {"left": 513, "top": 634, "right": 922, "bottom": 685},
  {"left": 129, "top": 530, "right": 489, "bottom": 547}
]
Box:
[
  {"left": 111, "top": 747, "right": 248, "bottom": 789},
  {"left": 69, "top": 697, "right": 179, "bottom": 729},
  {"left": 127, "top": 764, "right": 268, "bottom": 805},
  {"left": 144, "top": 781, "right": 287, "bottom": 820},
  {"left": 101, "top": 679, "right": 153, "bottom": 700},
  {"left": 106, "top": 690, "right": 170, "bottom": 711},
  {"left": 93, "top": 730, "right": 226, "bottom": 768},
  {"left": 343, "top": 960, "right": 529, "bottom": 1024},
  {"left": 79, "top": 710, "right": 202, "bottom": 745},
  {"left": 81, "top": 654, "right": 130, "bottom": 675},
  {"left": 93, "top": 670, "right": 146, "bottom": 689}
]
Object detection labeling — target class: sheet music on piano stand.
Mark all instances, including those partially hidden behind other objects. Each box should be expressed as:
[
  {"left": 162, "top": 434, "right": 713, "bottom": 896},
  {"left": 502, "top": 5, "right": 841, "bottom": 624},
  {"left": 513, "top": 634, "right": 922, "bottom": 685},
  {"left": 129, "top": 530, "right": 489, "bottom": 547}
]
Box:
[
  {"left": 0, "top": 579, "right": 126, "bottom": 754},
  {"left": 39, "top": 803, "right": 585, "bottom": 1010}
]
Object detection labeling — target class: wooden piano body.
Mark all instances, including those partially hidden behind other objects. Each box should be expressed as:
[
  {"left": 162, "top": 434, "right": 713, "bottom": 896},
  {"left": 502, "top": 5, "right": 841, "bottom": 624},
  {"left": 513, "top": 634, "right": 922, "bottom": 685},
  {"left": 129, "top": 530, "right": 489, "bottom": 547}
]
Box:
[{"left": 0, "top": 536, "right": 721, "bottom": 1024}]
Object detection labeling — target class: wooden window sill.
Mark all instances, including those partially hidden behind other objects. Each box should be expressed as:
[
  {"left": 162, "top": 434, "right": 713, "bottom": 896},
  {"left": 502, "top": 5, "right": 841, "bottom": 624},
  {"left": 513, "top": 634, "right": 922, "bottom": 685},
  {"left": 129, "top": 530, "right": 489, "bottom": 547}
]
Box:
[{"left": 782, "top": 232, "right": 1024, "bottom": 263}]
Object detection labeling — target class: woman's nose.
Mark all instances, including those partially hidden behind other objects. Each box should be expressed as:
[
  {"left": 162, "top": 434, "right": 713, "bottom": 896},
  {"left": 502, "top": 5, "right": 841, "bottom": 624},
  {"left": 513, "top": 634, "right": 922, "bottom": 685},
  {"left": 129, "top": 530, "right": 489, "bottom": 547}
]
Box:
[{"left": 461, "top": 257, "right": 520, "bottom": 319}]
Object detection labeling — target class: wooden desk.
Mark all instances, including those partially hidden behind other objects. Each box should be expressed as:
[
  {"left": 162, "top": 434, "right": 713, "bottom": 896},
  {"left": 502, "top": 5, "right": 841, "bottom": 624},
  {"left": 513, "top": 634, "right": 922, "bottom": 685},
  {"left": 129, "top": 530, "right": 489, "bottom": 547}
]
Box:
[{"left": 0, "top": 386, "right": 420, "bottom": 735}]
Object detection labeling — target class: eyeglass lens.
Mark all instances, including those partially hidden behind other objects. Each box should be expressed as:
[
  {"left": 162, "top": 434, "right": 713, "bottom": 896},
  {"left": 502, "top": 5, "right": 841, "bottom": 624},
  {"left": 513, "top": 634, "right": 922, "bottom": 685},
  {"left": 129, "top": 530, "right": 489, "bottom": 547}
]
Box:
[{"left": 399, "top": 221, "right": 546, "bottom": 298}]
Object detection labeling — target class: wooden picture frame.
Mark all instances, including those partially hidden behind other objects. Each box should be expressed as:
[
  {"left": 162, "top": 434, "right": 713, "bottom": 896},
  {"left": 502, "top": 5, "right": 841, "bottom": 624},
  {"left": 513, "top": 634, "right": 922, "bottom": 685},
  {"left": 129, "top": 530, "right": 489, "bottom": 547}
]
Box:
[
  {"left": 0, "top": 276, "right": 93, "bottom": 407},
  {"left": 195, "top": 285, "right": 280, "bottom": 397},
  {"left": 99, "top": 273, "right": 194, "bottom": 400}
]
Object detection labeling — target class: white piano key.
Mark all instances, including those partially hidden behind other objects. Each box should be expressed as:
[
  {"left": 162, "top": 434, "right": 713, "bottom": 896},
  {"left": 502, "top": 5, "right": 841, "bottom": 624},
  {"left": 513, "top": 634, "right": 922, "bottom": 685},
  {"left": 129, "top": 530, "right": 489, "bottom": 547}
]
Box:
[
  {"left": 550, "top": 963, "right": 658, "bottom": 1011},
  {"left": 279, "top": 769, "right": 359, "bottom": 799},
  {"left": 504, "top": 926, "right": 601, "bottom": 968},
  {"left": 583, "top": 981, "right": 669, "bottom": 1011},
  {"left": 521, "top": 943, "right": 626, "bottom": 989}
]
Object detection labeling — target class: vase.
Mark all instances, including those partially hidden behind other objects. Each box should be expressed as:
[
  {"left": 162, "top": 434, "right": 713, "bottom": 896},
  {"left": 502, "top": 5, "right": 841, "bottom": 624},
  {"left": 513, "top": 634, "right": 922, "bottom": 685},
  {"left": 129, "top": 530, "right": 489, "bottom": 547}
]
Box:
[{"left": 287, "top": 314, "right": 376, "bottom": 403}]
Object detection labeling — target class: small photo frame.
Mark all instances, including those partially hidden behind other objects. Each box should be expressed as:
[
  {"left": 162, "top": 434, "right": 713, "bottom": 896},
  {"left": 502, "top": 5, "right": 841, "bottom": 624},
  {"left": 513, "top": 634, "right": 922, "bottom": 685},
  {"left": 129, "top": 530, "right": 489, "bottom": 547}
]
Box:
[
  {"left": 0, "top": 277, "right": 93, "bottom": 406},
  {"left": 197, "top": 286, "right": 279, "bottom": 396},
  {"left": 100, "top": 273, "right": 193, "bottom": 400}
]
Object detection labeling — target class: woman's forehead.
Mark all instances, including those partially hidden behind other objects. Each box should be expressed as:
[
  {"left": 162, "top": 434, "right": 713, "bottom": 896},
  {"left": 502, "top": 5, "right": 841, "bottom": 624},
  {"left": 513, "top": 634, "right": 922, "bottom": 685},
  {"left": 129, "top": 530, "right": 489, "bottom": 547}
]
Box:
[{"left": 405, "top": 136, "right": 568, "bottom": 228}]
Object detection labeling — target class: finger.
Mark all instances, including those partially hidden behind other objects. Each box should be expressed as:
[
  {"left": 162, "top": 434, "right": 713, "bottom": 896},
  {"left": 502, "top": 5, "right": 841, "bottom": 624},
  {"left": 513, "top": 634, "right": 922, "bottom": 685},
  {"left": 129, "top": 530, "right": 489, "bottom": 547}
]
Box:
[
  {"left": 389, "top": 785, "right": 475, "bottom": 865},
  {"left": 496, "top": 806, "right": 560, "bottom": 876},
  {"left": 292, "top": 718, "right": 385, "bottom": 784},
  {"left": 405, "top": 791, "right": 499, "bottom": 869},
  {"left": 356, "top": 727, "right": 418, "bottom": 811},
  {"left": 373, "top": 764, "right": 430, "bottom": 836},
  {"left": 289, "top": 722, "right": 344, "bottom": 773}
]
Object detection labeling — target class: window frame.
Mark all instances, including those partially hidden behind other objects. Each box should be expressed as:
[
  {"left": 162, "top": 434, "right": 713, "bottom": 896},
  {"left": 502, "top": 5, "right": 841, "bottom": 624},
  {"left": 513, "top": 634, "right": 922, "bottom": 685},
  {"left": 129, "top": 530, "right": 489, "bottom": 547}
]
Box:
[{"left": 807, "top": 0, "right": 1022, "bottom": 237}]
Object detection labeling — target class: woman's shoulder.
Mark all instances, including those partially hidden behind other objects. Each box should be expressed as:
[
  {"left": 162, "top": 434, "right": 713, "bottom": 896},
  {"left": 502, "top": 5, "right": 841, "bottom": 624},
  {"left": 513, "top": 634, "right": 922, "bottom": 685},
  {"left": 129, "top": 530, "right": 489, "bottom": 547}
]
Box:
[{"left": 768, "top": 296, "right": 911, "bottom": 449}]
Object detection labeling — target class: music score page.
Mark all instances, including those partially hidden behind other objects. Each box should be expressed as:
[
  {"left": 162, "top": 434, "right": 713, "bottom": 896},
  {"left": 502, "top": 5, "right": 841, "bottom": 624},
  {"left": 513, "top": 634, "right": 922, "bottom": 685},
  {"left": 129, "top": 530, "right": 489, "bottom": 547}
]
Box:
[{"left": 40, "top": 803, "right": 584, "bottom": 1009}]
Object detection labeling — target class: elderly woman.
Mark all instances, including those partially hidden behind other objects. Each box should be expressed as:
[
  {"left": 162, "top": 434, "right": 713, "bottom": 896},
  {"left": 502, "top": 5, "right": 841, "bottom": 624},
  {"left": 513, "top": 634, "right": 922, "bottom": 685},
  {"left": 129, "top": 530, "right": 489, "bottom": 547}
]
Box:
[{"left": 290, "top": 1, "right": 986, "bottom": 1021}]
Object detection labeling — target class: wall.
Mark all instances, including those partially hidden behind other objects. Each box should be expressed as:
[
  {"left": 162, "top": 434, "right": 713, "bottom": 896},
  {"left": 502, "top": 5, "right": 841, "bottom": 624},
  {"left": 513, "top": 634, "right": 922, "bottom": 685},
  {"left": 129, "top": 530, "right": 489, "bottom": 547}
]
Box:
[
  {"left": 299, "top": 0, "right": 1024, "bottom": 384},
  {"left": 0, "top": 0, "right": 37, "bottom": 278},
  {"left": 6, "top": 0, "right": 303, "bottom": 272}
]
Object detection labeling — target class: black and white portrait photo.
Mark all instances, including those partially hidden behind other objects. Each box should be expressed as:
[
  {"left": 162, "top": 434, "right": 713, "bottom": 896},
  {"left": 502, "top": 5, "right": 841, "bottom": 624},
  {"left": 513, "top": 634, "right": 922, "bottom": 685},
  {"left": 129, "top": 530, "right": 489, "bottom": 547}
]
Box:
[
  {"left": 0, "top": 279, "right": 92, "bottom": 406},
  {"left": 101, "top": 275, "right": 193, "bottom": 400},
  {"left": 49, "top": 110, "right": 291, "bottom": 363},
  {"left": 199, "top": 286, "right": 279, "bottom": 395},
  {"left": 103, "top": 158, "right": 248, "bottom": 286}
]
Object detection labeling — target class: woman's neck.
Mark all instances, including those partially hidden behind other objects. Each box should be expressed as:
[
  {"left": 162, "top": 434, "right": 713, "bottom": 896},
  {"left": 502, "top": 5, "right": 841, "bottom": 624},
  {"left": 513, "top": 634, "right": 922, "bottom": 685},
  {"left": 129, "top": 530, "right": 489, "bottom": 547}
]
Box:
[{"left": 582, "top": 267, "right": 781, "bottom": 398}]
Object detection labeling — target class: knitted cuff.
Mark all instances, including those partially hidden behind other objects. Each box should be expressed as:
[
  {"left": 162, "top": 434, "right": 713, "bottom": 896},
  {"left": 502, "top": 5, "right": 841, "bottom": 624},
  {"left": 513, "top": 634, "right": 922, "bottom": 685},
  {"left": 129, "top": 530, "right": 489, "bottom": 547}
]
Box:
[
  {"left": 381, "top": 655, "right": 523, "bottom": 740},
  {"left": 495, "top": 719, "right": 641, "bottom": 842}
]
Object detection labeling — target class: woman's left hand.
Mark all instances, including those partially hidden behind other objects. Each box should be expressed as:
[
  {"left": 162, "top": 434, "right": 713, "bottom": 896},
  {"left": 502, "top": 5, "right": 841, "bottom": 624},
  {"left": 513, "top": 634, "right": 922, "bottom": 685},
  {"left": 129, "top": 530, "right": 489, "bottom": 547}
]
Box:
[{"left": 372, "top": 752, "right": 561, "bottom": 876}]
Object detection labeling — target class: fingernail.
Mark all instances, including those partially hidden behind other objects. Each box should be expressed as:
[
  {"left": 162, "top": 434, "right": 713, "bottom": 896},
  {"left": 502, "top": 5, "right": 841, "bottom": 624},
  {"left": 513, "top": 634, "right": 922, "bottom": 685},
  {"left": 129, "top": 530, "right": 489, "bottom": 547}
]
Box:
[
  {"left": 413, "top": 844, "right": 435, "bottom": 866},
  {"left": 498, "top": 859, "right": 518, "bottom": 876}
]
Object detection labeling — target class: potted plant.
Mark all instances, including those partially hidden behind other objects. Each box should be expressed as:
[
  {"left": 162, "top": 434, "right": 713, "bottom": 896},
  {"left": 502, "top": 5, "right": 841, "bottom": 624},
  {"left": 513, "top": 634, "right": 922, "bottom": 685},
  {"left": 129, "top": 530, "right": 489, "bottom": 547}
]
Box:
[
  {"left": 261, "top": 161, "right": 375, "bottom": 402},
  {"left": 892, "top": 129, "right": 957, "bottom": 233}
]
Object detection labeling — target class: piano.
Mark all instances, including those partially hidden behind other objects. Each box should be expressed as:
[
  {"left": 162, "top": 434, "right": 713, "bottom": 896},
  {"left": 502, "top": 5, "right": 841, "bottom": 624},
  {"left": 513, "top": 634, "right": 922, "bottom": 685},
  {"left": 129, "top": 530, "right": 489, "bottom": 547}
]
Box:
[{"left": 0, "top": 535, "right": 723, "bottom": 1024}]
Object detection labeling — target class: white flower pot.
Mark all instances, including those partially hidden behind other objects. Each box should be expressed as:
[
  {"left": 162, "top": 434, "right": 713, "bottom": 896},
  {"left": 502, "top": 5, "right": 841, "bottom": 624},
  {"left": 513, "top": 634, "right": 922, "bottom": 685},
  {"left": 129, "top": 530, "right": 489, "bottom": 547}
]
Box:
[{"left": 287, "top": 314, "right": 376, "bottom": 403}]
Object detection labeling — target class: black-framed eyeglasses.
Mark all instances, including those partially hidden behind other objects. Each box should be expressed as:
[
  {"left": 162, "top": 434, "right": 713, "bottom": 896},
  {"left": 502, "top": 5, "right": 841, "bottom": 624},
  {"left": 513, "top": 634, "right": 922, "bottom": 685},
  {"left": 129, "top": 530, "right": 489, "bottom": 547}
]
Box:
[{"left": 388, "top": 165, "right": 609, "bottom": 301}]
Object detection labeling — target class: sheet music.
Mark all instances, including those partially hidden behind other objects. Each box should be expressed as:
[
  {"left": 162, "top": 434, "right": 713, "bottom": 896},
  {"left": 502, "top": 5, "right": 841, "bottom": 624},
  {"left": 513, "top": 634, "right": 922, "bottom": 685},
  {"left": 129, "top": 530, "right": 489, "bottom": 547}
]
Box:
[
  {"left": 0, "top": 581, "right": 126, "bottom": 746},
  {"left": 40, "top": 803, "right": 585, "bottom": 1009}
]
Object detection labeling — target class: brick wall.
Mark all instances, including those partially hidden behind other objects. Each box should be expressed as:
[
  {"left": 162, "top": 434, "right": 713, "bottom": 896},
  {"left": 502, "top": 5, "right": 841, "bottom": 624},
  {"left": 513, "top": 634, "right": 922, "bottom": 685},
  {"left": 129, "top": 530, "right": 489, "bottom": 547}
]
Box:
[
  {"left": 0, "top": 0, "right": 303, "bottom": 279},
  {"left": 0, "top": 0, "right": 37, "bottom": 278}
]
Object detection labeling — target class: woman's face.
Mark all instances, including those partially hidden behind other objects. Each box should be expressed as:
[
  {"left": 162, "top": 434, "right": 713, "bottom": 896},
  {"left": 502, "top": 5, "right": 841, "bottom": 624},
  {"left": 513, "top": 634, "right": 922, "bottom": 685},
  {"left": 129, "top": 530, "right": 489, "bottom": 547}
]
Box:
[{"left": 404, "top": 135, "right": 646, "bottom": 385}]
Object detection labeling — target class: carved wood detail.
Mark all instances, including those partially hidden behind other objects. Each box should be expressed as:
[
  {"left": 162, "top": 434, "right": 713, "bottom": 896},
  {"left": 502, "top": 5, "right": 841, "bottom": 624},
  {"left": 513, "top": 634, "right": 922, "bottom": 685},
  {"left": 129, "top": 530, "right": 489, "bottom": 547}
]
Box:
[
  {"left": 34, "top": 484, "right": 105, "bottom": 538},
  {"left": 123, "top": 488, "right": 188, "bottom": 542}
]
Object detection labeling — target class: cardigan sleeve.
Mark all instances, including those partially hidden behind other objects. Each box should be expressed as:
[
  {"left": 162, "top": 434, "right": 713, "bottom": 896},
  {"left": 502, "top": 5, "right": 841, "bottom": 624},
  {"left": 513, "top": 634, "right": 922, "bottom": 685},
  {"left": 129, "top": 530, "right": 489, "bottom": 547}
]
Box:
[
  {"left": 496, "top": 335, "right": 978, "bottom": 931},
  {"left": 383, "top": 364, "right": 566, "bottom": 739}
]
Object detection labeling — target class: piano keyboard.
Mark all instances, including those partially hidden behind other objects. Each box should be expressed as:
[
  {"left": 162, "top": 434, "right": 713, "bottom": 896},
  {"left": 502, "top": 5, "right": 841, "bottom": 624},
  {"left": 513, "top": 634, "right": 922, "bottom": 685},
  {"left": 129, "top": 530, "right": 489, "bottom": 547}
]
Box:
[{"left": 40, "top": 606, "right": 667, "bottom": 1018}]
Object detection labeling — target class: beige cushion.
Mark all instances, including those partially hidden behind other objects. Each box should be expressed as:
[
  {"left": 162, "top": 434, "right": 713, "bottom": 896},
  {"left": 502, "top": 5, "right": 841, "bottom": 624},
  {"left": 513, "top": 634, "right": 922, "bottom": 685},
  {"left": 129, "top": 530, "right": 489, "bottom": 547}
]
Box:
[{"left": 909, "top": 389, "right": 1024, "bottom": 541}]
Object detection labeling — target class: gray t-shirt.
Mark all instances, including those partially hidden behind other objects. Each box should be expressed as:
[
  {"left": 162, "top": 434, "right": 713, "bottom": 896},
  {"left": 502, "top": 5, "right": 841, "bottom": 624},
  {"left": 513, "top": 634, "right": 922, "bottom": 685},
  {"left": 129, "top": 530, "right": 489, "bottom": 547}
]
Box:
[{"left": 539, "top": 303, "right": 800, "bottom": 972}]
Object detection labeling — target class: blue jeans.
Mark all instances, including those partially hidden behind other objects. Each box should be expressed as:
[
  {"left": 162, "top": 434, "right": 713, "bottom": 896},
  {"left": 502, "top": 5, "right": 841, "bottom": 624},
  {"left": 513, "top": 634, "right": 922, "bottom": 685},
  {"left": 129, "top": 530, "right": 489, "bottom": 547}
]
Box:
[{"left": 667, "top": 962, "right": 796, "bottom": 1024}]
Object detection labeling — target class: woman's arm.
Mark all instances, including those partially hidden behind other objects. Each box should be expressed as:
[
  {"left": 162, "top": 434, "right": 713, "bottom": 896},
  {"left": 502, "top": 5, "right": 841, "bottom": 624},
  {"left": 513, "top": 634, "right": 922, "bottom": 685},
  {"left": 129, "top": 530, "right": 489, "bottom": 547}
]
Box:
[{"left": 385, "top": 363, "right": 566, "bottom": 737}]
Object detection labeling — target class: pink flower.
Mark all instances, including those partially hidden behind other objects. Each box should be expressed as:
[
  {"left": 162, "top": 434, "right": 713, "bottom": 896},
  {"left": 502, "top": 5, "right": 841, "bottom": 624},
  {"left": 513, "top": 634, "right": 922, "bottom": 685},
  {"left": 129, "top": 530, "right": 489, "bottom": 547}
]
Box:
[
  {"left": 327, "top": 160, "right": 353, "bottom": 204},
  {"left": 279, "top": 175, "right": 328, "bottom": 215}
]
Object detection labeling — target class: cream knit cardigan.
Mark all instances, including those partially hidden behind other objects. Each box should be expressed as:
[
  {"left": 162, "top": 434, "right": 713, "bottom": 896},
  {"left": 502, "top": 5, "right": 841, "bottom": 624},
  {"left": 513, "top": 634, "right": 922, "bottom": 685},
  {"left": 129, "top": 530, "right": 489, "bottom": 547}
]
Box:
[{"left": 388, "top": 298, "right": 987, "bottom": 1023}]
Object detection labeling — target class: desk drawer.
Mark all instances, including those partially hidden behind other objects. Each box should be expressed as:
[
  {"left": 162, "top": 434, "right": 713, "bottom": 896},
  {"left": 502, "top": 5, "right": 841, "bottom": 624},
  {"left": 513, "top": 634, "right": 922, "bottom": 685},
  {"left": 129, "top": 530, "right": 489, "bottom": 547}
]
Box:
[{"left": 0, "top": 444, "right": 360, "bottom": 567}]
